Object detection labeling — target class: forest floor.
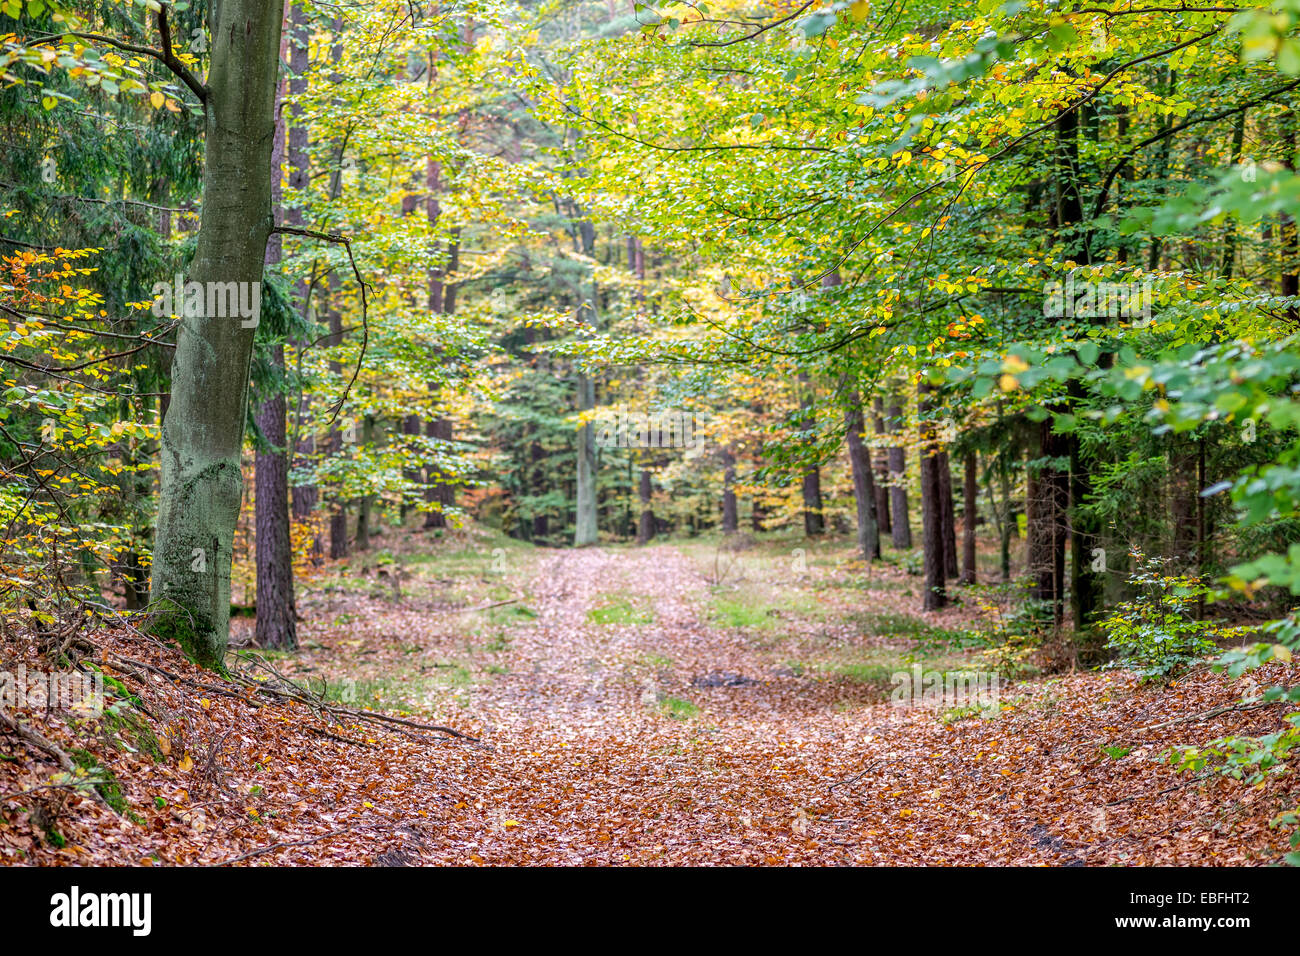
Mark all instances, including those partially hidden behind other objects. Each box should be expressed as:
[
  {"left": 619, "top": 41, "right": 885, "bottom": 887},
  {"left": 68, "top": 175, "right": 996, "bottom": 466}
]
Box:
[{"left": 2, "top": 525, "right": 1298, "bottom": 865}]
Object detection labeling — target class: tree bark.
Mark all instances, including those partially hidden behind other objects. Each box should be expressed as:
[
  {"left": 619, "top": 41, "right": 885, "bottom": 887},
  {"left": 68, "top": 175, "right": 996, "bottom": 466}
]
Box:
[
  {"left": 918, "top": 386, "right": 946, "bottom": 610},
  {"left": 636, "top": 468, "right": 655, "bottom": 544},
  {"left": 870, "top": 397, "right": 892, "bottom": 537},
  {"left": 1027, "top": 418, "right": 1069, "bottom": 621},
  {"left": 574, "top": 370, "right": 598, "bottom": 546},
  {"left": 886, "top": 396, "right": 912, "bottom": 548},
  {"left": 149, "top": 1, "right": 286, "bottom": 668},
  {"left": 325, "top": 272, "right": 349, "bottom": 560},
  {"left": 355, "top": 415, "right": 375, "bottom": 551},
  {"left": 253, "top": 3, "right": 301, "bottom": 651},
  {"left": 721, "top": 446, "right": 738, "bottom": 534},
  {"left": 961, "top": 450, "right": 978, "bottom": 585},
  {"left": 798, "top": 371, "right": 823, "bottom": 536},
  {"left": 845, "top": 389, "right": 880, "bottom": 561},
  {"left": 284, "top": 0, "right": 318, "bottom": 563}
]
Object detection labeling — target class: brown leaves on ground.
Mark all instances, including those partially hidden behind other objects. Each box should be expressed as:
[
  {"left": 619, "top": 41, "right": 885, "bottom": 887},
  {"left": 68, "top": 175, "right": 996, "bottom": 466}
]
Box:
[{"left": 1, "top": 541, "right": 1297, "bottom": 865}]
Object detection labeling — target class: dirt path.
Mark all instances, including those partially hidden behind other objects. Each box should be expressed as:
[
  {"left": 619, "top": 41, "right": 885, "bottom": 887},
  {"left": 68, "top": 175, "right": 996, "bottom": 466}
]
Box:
[
  {"left": 435, "top": 544, "right": 877, "bottom": 864},
  {"left": 401, "top": 544, "right": 1294, "bottom": 866}
]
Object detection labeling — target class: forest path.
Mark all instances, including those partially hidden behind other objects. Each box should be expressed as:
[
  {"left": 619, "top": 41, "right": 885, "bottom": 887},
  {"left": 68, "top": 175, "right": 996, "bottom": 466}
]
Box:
[
  {"left": 437, "top": 543, "right": 882, "bottom": 864},
  {"left": 393, "top": 541, "right": 1290, "bottom": 866},
  {"left": 405, "top": 542, "right": 1070, "bottom": 865}
]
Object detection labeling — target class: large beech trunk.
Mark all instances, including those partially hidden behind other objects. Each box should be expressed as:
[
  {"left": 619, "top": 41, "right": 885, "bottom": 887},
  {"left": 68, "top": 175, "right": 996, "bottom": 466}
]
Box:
[{"left": 149, "top": 2, "right": 286, "bottom": 668}]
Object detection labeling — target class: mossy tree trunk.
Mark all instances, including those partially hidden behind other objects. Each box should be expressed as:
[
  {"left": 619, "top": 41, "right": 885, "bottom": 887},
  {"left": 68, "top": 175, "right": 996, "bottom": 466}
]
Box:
[{"left": 148, "top": 0, "right": 285, "bottom": 669}]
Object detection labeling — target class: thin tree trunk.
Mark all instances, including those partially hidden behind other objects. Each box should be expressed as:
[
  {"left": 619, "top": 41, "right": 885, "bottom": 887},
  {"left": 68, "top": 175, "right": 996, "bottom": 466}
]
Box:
[
  {"left": 1027, "top": 418, "right": 1069, "bottom": 621},
  {"left": 253, "top": 1, "right": 303, "bottom": 651},
  {"left": 886, "top": 396, "right": 912, "bottom": 548},
  {"left": 285, "top": 0, "right": 318, "bottom": 563},
  {"left": 845, "top": 389, "right": 880, "bottom": 561},
  {"left": 355, "top": 415, "right": 374, "bottom": 551},
  {"left": 326, "top": 272, "right": 349, "bottom": 560},
  {"left": 531, "top": 437, "right": 549, "bottom": 542},
  {"left": 961, "top": 450, "right": 978, "bottom": 585},
  {"left": 871, "top": 397, "right": 892, "bottom": 537},
  {"left": 324, "top": 19, "right": 348, "bottom": 561},
  {"left": 918, "top": 386, "right": 946, "bottom": 610},
  {"left": 637, "top": 468, "right": 654, "bottom": 543},
  {"left": 721, "top": 446, "right": 738, "bottom": 534},
  {"left": 798, "top": 371, "right": 823, "bottom": 536},
  {"left": 574, "top": 370, "right": 598, "bottom": 546}
]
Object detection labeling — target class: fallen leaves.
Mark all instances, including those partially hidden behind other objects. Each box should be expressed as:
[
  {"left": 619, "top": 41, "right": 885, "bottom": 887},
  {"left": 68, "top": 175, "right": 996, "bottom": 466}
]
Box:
[{"left": 1, "top": 539, "right": 1297, "bottom": 865}]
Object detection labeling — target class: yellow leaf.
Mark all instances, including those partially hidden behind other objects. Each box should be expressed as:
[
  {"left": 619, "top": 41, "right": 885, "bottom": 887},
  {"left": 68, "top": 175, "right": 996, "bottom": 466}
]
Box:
[
  {"left": 1273, "top": 644, "right": 1293, "bottom": 663},
  {"left": 199, "top": 697, "right": 210, "bottom": 710},
  {"left": 178, "top": 754, "right": 193, "bottom": 772},
  {"left": 150, "top": 91, "right": 165, "bottom": 109}
]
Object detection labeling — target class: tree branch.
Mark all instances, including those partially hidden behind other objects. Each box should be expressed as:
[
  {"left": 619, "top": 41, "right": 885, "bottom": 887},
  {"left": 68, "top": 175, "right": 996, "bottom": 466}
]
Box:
[{"left": 271, "top": 226, "right": 371, "bottom": 425}]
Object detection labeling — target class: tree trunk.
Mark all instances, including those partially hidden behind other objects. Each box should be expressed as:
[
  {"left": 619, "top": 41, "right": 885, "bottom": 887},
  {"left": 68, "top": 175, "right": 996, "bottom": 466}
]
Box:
[
  {"left": 886, "top": 397, "right": 912, "bottom": 548},
  {"left": 253, "top": 355, "right": 296, "bottom": 649},
  {"left": 326, "top": 272, "right": 349, "bottom": 560},
  {"left": 574, "top": 370, "right": 598, "bottom": 546},
  {"left": 636, "top": 468, "right": 654, "bottom": 543},
  {"left": 919, "top": 386, "right": 946, "bottom": 610},
  {"left": 961, "top": 450, "right": 978, "bottom": 585},
  {"left": 531, "top": 437, "right": 549, "bottom": 542},
  {"left": 149, "top": 1, "right": 286, "bottom": 668},
  {"left": 870, "top": 397, "right": 892, "bottom": 537},
  {"left": 253, "top": 8, "right": 301, "bottom": 651},
  {"left": 798, "top": 372, "right": 823, "bottom": 536},
  {"left": 1027, "top": 418, "right": 1069, "bottom": 621},
  {"left": 845, "top": 389, "right": 880, "bottom": 561},
  {"left": 721, "top": 447, "right": 738, "bottom": 534},
  {"left": 285, "top": 0, "right": 318, "bottom": 564},
  {"left": 324, "top": 19, "right": 348, "bottom": 561},
  {"left": 355, "top": 415, "right": 375, "bottom": 551}
]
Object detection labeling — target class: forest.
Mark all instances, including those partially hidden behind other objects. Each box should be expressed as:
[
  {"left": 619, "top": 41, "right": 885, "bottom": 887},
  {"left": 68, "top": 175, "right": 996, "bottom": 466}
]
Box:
[{"left": 1, "top": 0, "right": 1299, "bottom": 882}]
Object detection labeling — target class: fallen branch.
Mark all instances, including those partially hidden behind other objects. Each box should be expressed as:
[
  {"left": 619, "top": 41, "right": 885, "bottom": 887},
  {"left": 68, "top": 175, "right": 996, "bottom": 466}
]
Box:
[{"left": 208, "top": 824, "right": 360, "bottom": 866}]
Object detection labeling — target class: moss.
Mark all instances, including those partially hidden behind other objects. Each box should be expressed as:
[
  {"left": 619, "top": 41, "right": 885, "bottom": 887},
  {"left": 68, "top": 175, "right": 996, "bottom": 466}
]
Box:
[
  {"left": 146, "top": 597, "right": 228, "bottom": 675},
  {"left": 104, "top": 708, "right": 165, "bottom": 762},
  {"left": 69, "top": 748, "right": 128, "bottom": 815}
]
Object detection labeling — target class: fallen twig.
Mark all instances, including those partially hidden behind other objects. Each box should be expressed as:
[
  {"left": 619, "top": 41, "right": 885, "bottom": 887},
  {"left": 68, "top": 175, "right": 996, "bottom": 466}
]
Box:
[{"left": 208, "top": 824, "right": 361, "bottom": 866}]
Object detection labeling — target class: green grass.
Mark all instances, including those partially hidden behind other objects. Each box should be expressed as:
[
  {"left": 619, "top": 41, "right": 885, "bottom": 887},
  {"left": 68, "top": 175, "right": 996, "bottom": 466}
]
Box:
[
  {"left": 710, "top": 595, "right": 772, "bottom": 628},
  {"left": 486, "top": 603, "right": 536, "bottom": 625},
  {"left": 660, "top": 696, "right": 700, "bottom": 720},
  {"left": 852, "top": 611, "right": 980, "bottom": 649},
  {"left": 828, "top": 662, "right": 896, "bottom": 684},
  {"left": 587, "top": 596, "right": 654, "bottom": 626}
]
